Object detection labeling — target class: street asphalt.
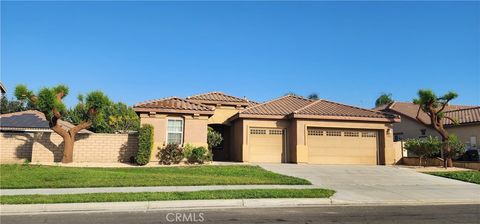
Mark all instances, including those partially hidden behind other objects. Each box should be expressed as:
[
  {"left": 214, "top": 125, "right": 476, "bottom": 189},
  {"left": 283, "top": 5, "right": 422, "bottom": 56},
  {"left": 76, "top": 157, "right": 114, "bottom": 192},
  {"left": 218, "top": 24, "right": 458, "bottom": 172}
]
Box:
[{"left": 1, "top": 204, "right": 479, "bottom": 224}]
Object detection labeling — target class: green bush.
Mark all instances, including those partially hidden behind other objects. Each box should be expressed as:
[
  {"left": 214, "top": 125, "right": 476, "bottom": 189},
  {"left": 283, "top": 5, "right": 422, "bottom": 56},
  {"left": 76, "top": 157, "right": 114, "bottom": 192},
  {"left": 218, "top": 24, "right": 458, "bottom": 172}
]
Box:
[
  {"left": 187, "top": 146, "right": 212, "bottom": 164},
  {"left": 158, "top": 143, "right": 184, "bottom": 165},
  {"left": 135, "top": 124, "right": 153, "bottom": 165},
  {"left": 207, "top": 127, "right": 223, "bottom": 150},
  {"left": 404, "top": 136, "right": 441, "bottom": 166},
  {"left": 446, "top": 135, "right": 466, "bottom": 159},
  {"left": 183, "top": 144, "right": 195, "bottom": 159}
]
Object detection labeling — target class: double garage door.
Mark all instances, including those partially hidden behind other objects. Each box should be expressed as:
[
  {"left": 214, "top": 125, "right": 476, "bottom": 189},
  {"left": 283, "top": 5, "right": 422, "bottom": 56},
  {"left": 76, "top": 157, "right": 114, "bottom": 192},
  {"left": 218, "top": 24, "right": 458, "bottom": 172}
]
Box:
[
  {"left": 248, "top": 127, "right": 379, "bottom": 164},
  {"left": 307, "top": 128, "right": 379, "bottom": 165}
]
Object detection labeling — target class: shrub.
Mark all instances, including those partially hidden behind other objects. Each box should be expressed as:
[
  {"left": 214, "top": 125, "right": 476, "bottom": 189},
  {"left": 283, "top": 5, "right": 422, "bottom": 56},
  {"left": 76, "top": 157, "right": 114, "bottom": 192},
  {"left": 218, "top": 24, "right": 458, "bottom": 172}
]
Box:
[
  {"left": 446, "top": 135, "right": 466, "bottom": 159},
  {"left": 135, "top": 124, "right": 153, "bottom": 165},
  {"left": 207, "top": 127, "right": 223, "bottom": 150},
  {"left": 404, "top": 136, "right": 441, "bottom": 166},
  {"left": 158, "top": 143, "right": 184, "bottom": 165},
  {"left": 183, "top": 144, "right": 195, "bottom": 159},
  {"left": 187, "top": 146, "right": 212, "bottom": 164}
]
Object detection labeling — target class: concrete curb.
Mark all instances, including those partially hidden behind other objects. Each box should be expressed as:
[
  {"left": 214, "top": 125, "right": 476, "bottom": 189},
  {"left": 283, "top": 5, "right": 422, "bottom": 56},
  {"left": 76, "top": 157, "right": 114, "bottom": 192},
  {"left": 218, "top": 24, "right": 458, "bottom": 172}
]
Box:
[{"left": 2, "top": 198, "right": 478, "bottom": 215}]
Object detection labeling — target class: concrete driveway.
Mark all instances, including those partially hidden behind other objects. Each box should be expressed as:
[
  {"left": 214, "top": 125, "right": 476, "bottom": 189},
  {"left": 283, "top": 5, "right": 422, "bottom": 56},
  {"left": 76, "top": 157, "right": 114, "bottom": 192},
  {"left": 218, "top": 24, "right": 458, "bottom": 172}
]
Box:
[{"left": 258, "top": 164, "right": 480, "bottom": 204}]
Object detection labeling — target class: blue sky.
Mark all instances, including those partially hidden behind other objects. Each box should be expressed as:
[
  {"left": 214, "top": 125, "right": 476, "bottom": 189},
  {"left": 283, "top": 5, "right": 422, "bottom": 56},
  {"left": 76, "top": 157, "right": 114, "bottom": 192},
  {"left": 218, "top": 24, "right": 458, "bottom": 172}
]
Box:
[{"left": 1, "top": 1, "right": 479, "bottom": 108}]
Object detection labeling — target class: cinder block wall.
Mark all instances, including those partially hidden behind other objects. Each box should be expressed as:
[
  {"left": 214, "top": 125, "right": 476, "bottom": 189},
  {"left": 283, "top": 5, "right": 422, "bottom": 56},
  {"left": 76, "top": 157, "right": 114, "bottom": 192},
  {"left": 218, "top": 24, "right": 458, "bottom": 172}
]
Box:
[
  {"left": 0, "top": 132, "right": 34, "bottom": 163},
  {"left": 1, "top": 132, "right": 138, "bottom": 163}
]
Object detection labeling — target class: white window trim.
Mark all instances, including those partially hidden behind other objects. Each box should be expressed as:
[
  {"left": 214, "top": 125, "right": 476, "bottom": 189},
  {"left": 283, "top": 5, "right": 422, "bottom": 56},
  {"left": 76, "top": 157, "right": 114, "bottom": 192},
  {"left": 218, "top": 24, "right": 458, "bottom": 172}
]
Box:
[{"left": 166, "top": 117, "right": 184, "bottom": 145}]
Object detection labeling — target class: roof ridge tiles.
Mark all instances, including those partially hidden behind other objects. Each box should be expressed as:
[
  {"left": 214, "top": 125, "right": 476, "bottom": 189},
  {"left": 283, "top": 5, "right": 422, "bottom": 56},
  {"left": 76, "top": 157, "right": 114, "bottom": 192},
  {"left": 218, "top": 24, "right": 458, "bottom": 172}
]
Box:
[
  {"left": 134, "top": 96, "right": 214, "bottom": 111},
  {"left": 319, "top": 99, "right": 395, "bottom": 117},
  {"left": 186, "top": 91, "right": 225, "bottom": 99},
  {"left": 240, "top": 94, "right": 311, "bottom": 114},
  {"left": 293, "top": 99, "right": 323, "bottom": 114}
]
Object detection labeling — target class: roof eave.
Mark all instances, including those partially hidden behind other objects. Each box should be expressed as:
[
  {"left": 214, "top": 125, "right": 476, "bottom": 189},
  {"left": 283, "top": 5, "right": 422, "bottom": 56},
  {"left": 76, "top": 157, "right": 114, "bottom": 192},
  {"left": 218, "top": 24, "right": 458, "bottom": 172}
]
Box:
[
  {"left": 291, "top": 114, "right": 400, "bottom": 123},
  {"left": 134, "top": 107, "right": 214, "bottom": 116},
  {"left": 236, "top": 113, "right": 287, "bottom": 120}
]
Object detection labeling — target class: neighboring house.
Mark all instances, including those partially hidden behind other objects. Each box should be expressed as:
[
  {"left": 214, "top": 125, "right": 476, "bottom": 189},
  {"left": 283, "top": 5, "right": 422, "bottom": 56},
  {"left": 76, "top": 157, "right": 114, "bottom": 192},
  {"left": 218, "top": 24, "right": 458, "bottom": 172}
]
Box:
[
  {"left": 134, "top": 92, "right": 400, "bottom": 165},
  {"left": 375, "top": 102, "right": 479, "bottom": 151},
  {"left": 0, "top": 110, "right": 93, "bottom": 133},
  {"left": 0, "top": 82, "right": 6, "bottom": 95}
]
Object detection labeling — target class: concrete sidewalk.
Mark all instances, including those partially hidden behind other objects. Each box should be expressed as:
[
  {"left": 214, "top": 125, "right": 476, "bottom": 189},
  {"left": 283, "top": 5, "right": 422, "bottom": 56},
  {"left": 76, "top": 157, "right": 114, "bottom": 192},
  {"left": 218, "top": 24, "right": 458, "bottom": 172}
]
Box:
[
  {"left": 0, "top": 185, "right": 316, "bottom": 196},
  {"left": 2, "top": 198, "right": 478, "bottom": 215}
]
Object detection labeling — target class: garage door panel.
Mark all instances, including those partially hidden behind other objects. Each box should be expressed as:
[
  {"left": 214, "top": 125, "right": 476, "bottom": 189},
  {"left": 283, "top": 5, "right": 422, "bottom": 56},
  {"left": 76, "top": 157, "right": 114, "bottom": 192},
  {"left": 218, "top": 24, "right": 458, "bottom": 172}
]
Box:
[
  {"left": 249, "top": 128, "right": 285, "bottom": 163},
  {"left": 307, "top": 128, "right": 377, "bottom": 165}
]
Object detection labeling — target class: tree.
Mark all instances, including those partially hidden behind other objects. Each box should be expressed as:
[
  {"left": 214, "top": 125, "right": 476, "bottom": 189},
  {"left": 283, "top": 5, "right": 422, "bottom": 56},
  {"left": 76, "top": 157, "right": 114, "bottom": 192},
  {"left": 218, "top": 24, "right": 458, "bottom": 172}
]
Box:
[
  {"left": 14, "top": 84, "right": 110, "bottom": 163},
  {"left": 1, "top": 95, "right": 35, "bottom": 114},
  {"left": 413, "top": 89, "right": 458, "bottom": 167},
  {"left": 66, "top": 98, "right": 139, "bottom": 134},
  {"left": 375, "top": 93, "right": 394, "bottom": 107},
  {"left": 307, "top": 93, "right": 319, "bottom": 100}
]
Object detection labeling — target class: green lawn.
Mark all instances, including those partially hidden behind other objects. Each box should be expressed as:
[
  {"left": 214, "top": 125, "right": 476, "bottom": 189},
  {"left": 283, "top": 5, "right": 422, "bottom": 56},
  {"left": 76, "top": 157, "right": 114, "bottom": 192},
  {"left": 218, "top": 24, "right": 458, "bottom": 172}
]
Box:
[
  {"left": 0, "top": 165, "right": 310, "bottom": 189},
  {"left": 0, "top": 189, "right": 335, "bottom": 204},
  {"left": 426, "top": 171, "right": 480, "bottom": 184}
]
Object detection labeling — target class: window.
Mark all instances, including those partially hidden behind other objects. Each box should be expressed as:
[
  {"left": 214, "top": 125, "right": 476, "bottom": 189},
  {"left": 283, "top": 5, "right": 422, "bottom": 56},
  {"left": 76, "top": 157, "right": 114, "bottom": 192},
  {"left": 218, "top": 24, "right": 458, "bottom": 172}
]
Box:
[
  {"left": 167, "top": 119, "right": 183, "bottom": 144},
  {"left": 343, "top": 131, "right": 359, "bottom": 137},
  {"left": 325, "top": 130, "right": 341, "bottom": 136},
  {"left": 394, "top": 133, "right": 404, "bottom": 142},
  {"left": 250, "top": 129, "right": 267, "bottom": 135},
  {"left": 420, "top": 129, "right": 426, "bottom": 136},
  {"left": 269, "top": 129, "right": 284, "bottom": 135},
  {"left": 470, "top": 136, "right": 477, "bottom": 149},
  {"left": 308, "top": 129, "right": 323, "bottom": 136},
  {"left": 361, "top": 132, "right": 377, "bottom": 138}
]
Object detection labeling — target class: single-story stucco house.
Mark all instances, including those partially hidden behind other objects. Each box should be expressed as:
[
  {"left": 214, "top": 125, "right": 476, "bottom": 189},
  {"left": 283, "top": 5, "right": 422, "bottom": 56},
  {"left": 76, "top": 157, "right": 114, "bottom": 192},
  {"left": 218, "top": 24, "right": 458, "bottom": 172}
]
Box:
[
  {"left": 375, "top": 102, "right": 480, "bottom": 151},
  {"left": 134, "top": 92, "right": 400, "bottom": 165}
]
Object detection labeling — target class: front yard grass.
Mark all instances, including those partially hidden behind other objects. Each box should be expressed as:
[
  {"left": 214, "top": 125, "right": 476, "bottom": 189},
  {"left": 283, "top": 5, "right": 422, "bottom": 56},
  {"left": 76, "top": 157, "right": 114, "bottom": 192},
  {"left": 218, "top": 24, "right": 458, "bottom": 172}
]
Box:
[
  {"left": 0, "top": 164, "right": 310, "bottom": 189},
  {"left": 426, "top": 171, "right": 480, "bottom": 184},
  {"left": 0, "top": 189, "right": 335, "bottom": 204}
]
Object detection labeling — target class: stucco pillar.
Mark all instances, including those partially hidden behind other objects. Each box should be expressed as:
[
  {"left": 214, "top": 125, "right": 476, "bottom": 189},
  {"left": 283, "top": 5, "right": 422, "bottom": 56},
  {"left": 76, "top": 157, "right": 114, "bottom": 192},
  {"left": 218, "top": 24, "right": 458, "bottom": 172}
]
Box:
[{"left": 183, "top": 115, "right": 209, "bottom": 148}]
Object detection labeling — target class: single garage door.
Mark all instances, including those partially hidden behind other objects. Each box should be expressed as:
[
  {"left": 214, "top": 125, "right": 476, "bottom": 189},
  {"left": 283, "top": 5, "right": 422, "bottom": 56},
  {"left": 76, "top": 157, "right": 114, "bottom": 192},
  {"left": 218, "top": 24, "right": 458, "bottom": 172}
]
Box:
[
  {"left": 249, "top": 128, "right": 285, "bottom": 163},
  {"left": 307, "top": 128, "right": 378, "bottom": 165}
]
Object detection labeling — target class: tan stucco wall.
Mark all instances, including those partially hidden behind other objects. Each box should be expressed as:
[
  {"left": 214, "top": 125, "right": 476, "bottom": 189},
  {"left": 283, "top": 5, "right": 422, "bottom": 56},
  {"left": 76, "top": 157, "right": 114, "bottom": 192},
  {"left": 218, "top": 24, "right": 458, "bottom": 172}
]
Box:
[
  {"left": 393, "top": 114, "right": 479, "bottom": 149},
  {"left": 448, "top": 124, "right": 480, "bottom": 149},
  {"left": 208, "top": 106, "right": 242, "bottom": 125},
  {"left": 139, "top": 113, "right": 209, "bottom": 161},
  {"left": 231, "top": 119, "right": 244, "bottom": 161},
  {"left": 292, "top": 120, "right": 395, "bottom": 165},
  {"left": 392, "top": 116, "right": 438, "bottom": 139}
]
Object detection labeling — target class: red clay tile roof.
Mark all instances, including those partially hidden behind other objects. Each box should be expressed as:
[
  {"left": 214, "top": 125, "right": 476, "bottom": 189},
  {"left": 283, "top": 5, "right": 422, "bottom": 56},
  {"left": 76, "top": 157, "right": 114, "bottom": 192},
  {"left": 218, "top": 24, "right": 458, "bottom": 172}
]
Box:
[
  {"left": 239, "top": 95, "right": 313, "bottom": 117},
  {"left": 293, "top": 100, "right": 398, "bottom": 121},
  {"left": 0, "top": 110, "right": 93, "bottom": 133},
  {"left": 187, "top": 92, "right": 257, "bottom": 107},
  {"left": 134, "top": 97, "right": 214, "bottom": 115},
  {"left": 235, "top": 95, "right": 399, "bottom": 122},
  {"left": 377, "top": 102, "right": 478, "bottom": 125},
  {"left": 443, "top": 107, "right": 480, "bottom": 125}
]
